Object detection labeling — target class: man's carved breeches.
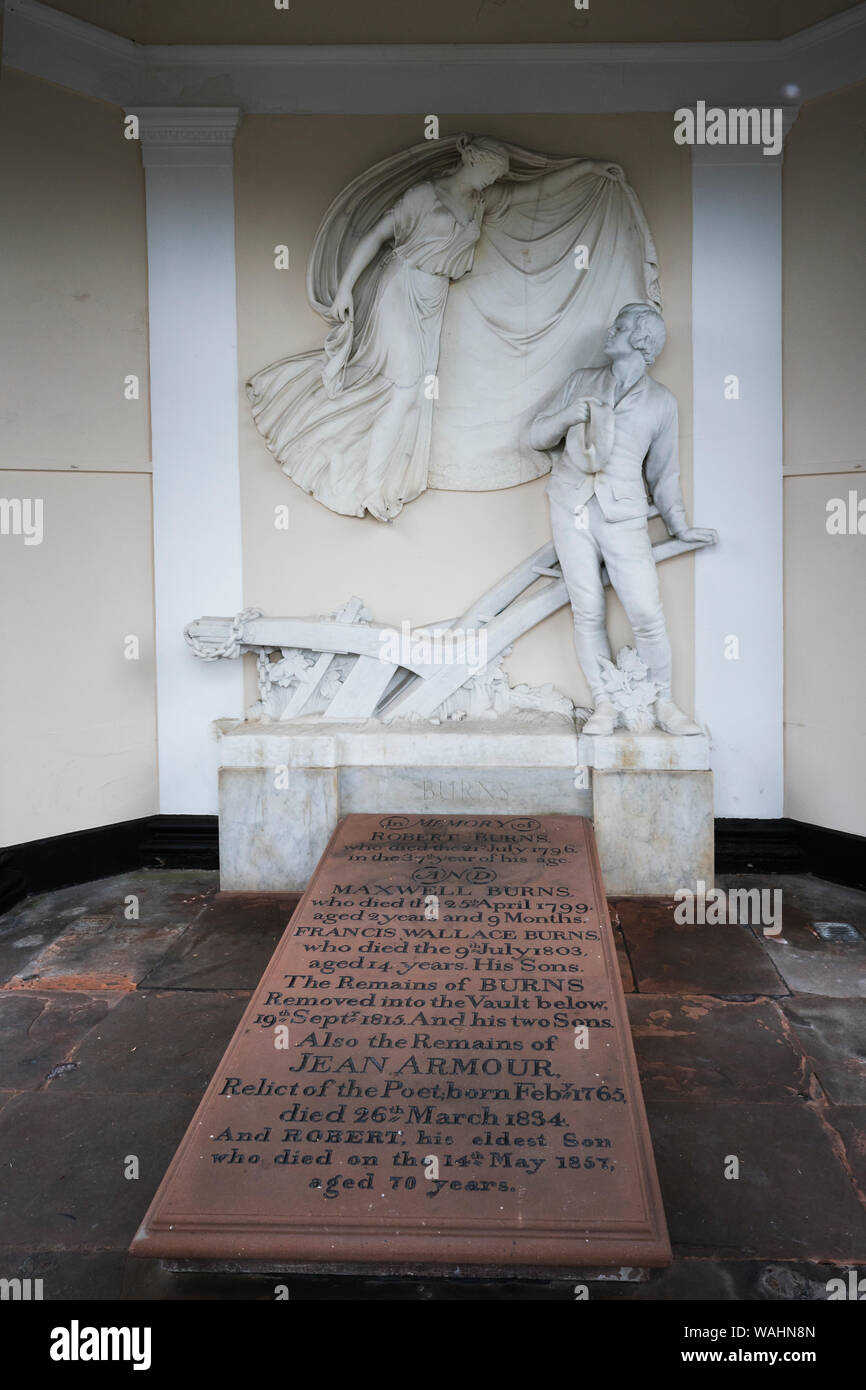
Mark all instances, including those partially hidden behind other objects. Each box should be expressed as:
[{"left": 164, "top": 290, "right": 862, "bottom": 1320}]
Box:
[{"left": 550, "top": 493, "right": 672, "bottom": 701}]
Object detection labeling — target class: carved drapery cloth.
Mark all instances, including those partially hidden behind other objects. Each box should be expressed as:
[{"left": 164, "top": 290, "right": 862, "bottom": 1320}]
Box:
[{"left": 247, "top": 137, "right": 660, "bottom": 518}]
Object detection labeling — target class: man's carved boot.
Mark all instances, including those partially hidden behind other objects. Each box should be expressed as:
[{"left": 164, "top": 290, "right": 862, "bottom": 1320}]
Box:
[
  {"left": 655, "top": 696, "right": 701, "bottom": 736},
  {"left": 582, "top": 700, "right": 617, "bottom": 736}
]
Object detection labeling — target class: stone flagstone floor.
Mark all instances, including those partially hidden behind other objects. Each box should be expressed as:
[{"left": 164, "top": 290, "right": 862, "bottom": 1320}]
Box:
[{"left": 0, "top": 869, "right": 864, "bottom": 1301}]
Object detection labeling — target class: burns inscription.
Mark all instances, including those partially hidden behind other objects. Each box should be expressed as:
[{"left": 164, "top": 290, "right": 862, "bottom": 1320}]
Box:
[{"left": 132, "top": 814, "right": 669, "bottom": 1270}]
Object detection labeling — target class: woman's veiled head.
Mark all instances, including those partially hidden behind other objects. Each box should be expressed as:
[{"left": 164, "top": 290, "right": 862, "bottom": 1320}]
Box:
[{"left": 455, "top": 135, "right": 510, "bottom": 189}]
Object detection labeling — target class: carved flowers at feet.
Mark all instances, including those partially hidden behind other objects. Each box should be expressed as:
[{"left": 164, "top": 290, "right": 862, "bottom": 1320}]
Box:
[{"left": 595, "top": 647, "right": 659, "bottom": 733}]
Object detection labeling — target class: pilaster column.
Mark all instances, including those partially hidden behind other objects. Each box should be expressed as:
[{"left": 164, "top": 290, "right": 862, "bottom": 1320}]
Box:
[
  {"left": 133, "top": 107, "right": 244, "bottom": 814},
  {"left": 690, "top": 107, "right": 798, "bottom": 817}
]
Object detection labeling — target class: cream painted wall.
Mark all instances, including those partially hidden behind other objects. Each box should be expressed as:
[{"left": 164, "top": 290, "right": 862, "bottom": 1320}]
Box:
[
  {"left": 0, "top": 71, "right": 157, "bottom": 845},
  {"left": 783, "top": 84, "right": 866, "bottom": 480},
  {"left": 0, "top": 471, "right": 158, "bottom": 844},
  {"left": 0, "top": 71, "right": 150, "bottom": 469},
  {"left": 783, "top": 474, "right": 866, "bottom": 834},
  {"left": 235, "top": 114, "right": 695, "bottom": 715},
  {"left": 782, "top": 83, "right": 866, "bottom": 835}
]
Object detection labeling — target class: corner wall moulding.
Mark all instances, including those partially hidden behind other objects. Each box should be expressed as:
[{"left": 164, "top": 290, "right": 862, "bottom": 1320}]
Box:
[
  {"left": 5, "top": 0, "right": 866, "bottom": 113},
  {"left": 132, "top": 109, "right": 243, "bottom": 141},
  {"left": 130, "top": 107, "right": 242, "bottom": 167}
]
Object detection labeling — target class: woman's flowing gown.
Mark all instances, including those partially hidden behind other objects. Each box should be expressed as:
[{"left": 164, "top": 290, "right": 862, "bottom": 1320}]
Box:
[
  {"left": 246, "top": 138, "right": 660, "bottom": 521},
  {"left": 247, "top": 181, "right": 483, "bottom": 520}
]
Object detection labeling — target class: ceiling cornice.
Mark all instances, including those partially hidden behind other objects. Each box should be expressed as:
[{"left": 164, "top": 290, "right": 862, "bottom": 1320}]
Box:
[{"left": 4, "top": 0, "right": 865, "bottom": 112}]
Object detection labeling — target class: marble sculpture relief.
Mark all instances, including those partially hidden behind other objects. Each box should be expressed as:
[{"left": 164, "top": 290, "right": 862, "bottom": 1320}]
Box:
[
  {"left": 246, "top": 135, "right": 660, "bottom": 519},
  {"left": 192, "top": 139, "right": 719, "bottom": 733}
]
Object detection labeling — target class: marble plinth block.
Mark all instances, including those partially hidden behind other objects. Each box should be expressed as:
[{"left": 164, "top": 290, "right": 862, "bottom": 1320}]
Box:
[
  {"left": 216, "top": 719, "right": 712, "bottom": 895},
  {"left": 217, "top": 713, "right": 590, "bottom": 892},
  {"left": 579, "top": 731, "right": 714, "bottom": 895}
]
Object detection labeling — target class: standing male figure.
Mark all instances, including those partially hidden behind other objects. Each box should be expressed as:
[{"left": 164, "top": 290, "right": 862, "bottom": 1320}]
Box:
[{"left": 529, "top": 303, "right": 716, "bottom": 736}]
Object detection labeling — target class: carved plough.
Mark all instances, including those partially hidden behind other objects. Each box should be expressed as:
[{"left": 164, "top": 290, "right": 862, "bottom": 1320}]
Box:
[{"left": 185, "top": 519, "right": 710, "bottom": 723}]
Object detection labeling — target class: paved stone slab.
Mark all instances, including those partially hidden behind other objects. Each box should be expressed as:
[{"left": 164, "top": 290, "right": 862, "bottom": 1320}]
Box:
[
  {"left": 0, "top": 872, "right": 216, "bottom": 986},
  {"left": 764, "top": 947, "right": 866, "bottom": 999},
  {"left": 119, "top": 1256, "right": 854, "bottom": 1302},
  {"left": 822, "top": 1105, "right": 866, "bottom": 1202},
  {"left": 132, "top": 814, "right": 670, "bottom": 1270},
  {"left": 715, "top": 874, "right": 866, "bottom": 997},
  {"left": 612, "top": 898, "right": 786, "bottom": 997},
  {"left": 625, "top": 1259, "right": 846, "bottom": 1302},
  {"left": 780, "top": 998, "right": 866, "bottom": 1103},
  {"left": 0, "top": 1090, "right": 200, "bottom": 1250},
  {"left": 139, "top": 893, "right": 300, "bottom": 991},
  {"left": 752, "top": 901, "right": 866, "bottom": 999},
  {"left": 746, "top": 1261, "right": 862, "bottom": 1300},
  {"left": 46, "top": 990, "right": 251, "bottom": 1095},
  {"left": 1, "top": 871, "right": 217, "bottom": 937},
  {"left": 0, "top": 1251, "right": 128, "bottom": 1301},
  {"left": 646, "top": 1100, "right": 866, "bottom": 1260},
  {"left": 627, "top": 996, "right": 809, "bottom": 1101},
  {"left": 718, "top": 873, "right": 866, "bottom": 938},
  {"left": 0, "top": 920, "right": 72, "bottom": 990},
  {"left": 0, "top": 1251, "right": 844, "bottom": 1302},
  {"left": 6, "top": 917, "right": 187, "bottom": 992},
  {"left": 592, "top": 1258, "right": 850, "bottom": 1301},
  {"left": 0, "top": 989, "right": 121, "bottom": 1091}
]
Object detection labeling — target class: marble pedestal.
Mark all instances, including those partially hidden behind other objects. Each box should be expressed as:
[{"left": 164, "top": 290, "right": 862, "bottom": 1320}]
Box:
[
  {"left": 215, "top": 713, "right": 590, "bottom": 892},
  {"left": 215, "top": 717, "right": 713, "bottom": 895},
  {"left": 579, "top": 730, "right": 714, "bottom": 895}
]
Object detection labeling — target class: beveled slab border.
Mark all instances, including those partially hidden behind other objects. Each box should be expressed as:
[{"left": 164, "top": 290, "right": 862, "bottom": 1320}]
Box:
[{"left": 131, "top": 814, "right": 670, "bottom": 1270}]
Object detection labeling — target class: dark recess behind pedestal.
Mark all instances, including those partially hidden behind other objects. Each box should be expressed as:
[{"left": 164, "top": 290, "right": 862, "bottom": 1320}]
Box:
[{"left": 0, "top": 814, "right": 862, "bottom": 916}]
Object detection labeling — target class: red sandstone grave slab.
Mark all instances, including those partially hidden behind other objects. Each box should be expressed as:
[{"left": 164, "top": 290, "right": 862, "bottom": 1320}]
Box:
[{"left": 131, "top": 814, "right": 670, "bottom": 1270}]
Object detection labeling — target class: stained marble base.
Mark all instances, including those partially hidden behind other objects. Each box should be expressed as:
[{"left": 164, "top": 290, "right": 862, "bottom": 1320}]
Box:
[
  {"left": 578, "top": 729, "right": 711, "bottom": 772},
  {"left": 593, "top": 769, "right": 714, "bottom": 895},
  {"left": 219, "top": 767, "right": 338, "bottom": 893},
  {"left": 216, "top": 713, "right": 590, "bottom": 892},
  {"left": 216, "top": 718, "right": 713, "bottom": 895}
]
